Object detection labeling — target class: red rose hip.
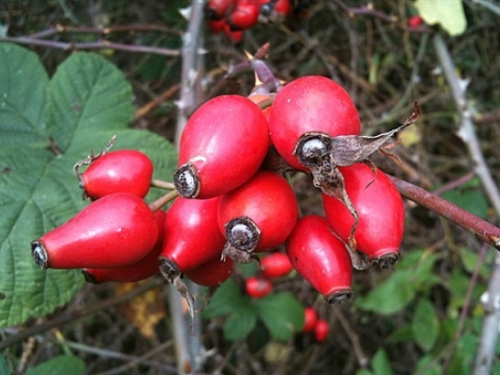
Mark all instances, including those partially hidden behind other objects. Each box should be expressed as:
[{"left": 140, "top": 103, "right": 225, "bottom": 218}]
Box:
[{"left": 286, "top": 215, "right": 353, "bottom": 303}]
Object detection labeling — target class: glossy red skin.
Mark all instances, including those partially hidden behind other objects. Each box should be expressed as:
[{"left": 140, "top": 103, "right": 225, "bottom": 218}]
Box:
[
  {"left": 260, "top": 252, "right": 293, "bottom": 279},
  {"left": 302, "top": 307, "right": 318, "bottom": 333},
  {"left": 246, "top": 276, "right": 273, "bottom": 298},
  {"left": 322, "top": 163, "right": 405, "bottom": 260},
  {"left": 178, "top": 95, "right": 269, "bottom": 199},
  {"left": 285, "top": 215, "right": 352, "bottom": 298},
  {"left": 408, "top": 15, "right": 423, "bottom": 28},
  {"left": 81, "top": 150, "right": 153, "bottom": 199},
  {"left": 185, "top": 257, "right": 234, "bottom": 287},
  {"left": 160, "top": 196, "right": 226, "bottom": 272},
  {"left": 227, "top": 0, "right": 260, "bottom": 30},
  {"left": 314, "top": 319, "right": 330, "bottom": 342},
  {"left": 82, "top": 210, "right": 166, "bottom": 283},
  {"left": 274, "top": 0, "right": 291, "bottom": 15},
  {"left": 268, "top": 75, "right": 361, "bottom": 170},
  {"left": 218, "top": 171, "right": 299, "bottom": 252},
  {"left": 205, "top": 0, "right": 234, "bottom": 19},
  {"left": 35, "top": 193, "right": 159, "bottom": 269}
]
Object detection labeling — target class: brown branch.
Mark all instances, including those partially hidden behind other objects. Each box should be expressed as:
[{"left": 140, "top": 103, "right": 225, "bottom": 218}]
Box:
[
  {"left": 0, "top": 36, "right": 180, "bottom": 56},
  {"left": 389, "top": 175, "right": 500, "bottom": 250}
]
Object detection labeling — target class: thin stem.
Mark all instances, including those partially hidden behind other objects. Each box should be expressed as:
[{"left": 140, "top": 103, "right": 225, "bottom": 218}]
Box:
[
  {"left": 389, "top": 175, "right": 500, "bottom": 250},
  {"left": 148, "top": 189, "right": 179, "bottom": 212},
  {"left": 0, "top": 36, "right": 180, "bottom": 56},
  {"left": 150, "top": 178, "right": 176, "bottom": 190}
]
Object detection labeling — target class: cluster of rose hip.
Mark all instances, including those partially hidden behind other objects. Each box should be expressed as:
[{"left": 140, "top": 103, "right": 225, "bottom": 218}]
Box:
[
  {"left": 31, "top": 75, "right": 415, "bottom": 314},
  {"left": 205, "top": 0, "right": 291, "bottom": 42}
]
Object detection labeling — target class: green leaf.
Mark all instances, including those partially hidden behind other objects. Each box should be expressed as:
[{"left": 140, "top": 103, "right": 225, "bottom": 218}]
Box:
[
  {"left": 202, "top": 279, "right": 245, "bottom": 319},
  {"left": 440, "top": 179, "right": 489, "bottom": 219},
  {"left": 0, "top": 43, "right": 49, "bottom": 148},
  {"left": 255, "top": 292, "right": 304, "bottom": 341},
  {"left": 223, "top": 303, "right": 258, "bottom": 341},
  {"left": 355, "top": 370, "right": 373, "bottom": 375},
  {"left": 355, "top": 270, "right": 415, "bottom": 315},
  {"left": 0, "top": 354, "right": 10, "bottom": 375},
  {"left": 415, "top": 355, "right": 441, "bottom": 375},
  {"left": 25, "top": 355, "right": 85, "bottom": 375},
  {"left": 414, "top": 0, "right": 467, "bottom": 36},
  {"left": 412, "top": 299, "right": 439, "bottom": 352},
  {"left": 372, "top": 349, "right": 393, "bottom": 375},
  {"left": 0, "top": 45, "right": 177, "bottom": 327}
]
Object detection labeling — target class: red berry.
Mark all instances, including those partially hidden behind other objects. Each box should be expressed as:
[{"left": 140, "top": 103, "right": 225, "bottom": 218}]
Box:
[
  {"left": 274, "top": 0, "right": 291, "bottom": 16},
  {"left": 303, "top": 307, "right": 318, "bottom": 333},
  {"left": 186, "top": 257, "right": 234, "bottom": 287},
  {"left": 218, "top": 171, "right": 299, "bottom": 258},
  {"left": 208, "top": 18, "right": 227, "bottom": 33},
  {"left": 78, "top": 150, "right": 153, "bottom": 200},
  {"left": 408, "top": 15, "right": 423, "bottom": 28},
  {"left": 205, "top": 0, "right": 234, "bottom": 20},
  {"left": 268, "top": 75, "right": 361, "bottom": 170},
  {"left": 158, "top": 196, "right": 226, "bottom": 282},
  {"left": 260, "top": 252, "right": 293, "bottom": 279},
  {"left": 246, "top": 276, "right": 273, "bottom": 298},
  {"left": 314, "top": 319, "right": 330, "bottom": 342},
  {"left": 223, "top": 24, "right": 244, "bottom": 43},
  {"left": 174, "top": 95, "right": 269, "bottom": 199},
  {"left": 31, "top": 193, "right": 159, "bottom": 270},
  {"left": 322, "top": 163, "right": 405, "bottom": 266},
  {"left": 82, "top": 210, "right": 166, "bottom": 284},
  {"left": 227, "top": 0, "right": 260, "bottom": 30},
  {"left": 285, "top": 215, "right": 353, "bottom": 303}
]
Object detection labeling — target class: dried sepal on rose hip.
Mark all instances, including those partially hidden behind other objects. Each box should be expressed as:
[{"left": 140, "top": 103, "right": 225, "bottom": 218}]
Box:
[
  {"left": 322, "top": 163, "right": 405, "bottom": 268},
  {"left": 174, "top": 95, "right": 269, "bottom": 199},
  {"left": 286, "top": 215, "right": 353, "bottom": 304},
  {"left": 82, "top": 210, "right": 166, "bottom": 284},
  {"left": 217, "top": 170, "right": 299, "bottom": 263},
  {"left": 31, "top": 193, "right": 159, "bottom": 270}
]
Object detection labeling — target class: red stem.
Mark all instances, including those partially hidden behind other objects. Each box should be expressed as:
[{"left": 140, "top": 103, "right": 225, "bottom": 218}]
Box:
[{"left": 389, "top": 175, "right": 500, "bottom": 250}]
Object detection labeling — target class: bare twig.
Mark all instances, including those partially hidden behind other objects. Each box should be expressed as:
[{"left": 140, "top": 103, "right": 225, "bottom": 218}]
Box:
[
  {"left": 433, "top": 33, "right": 500, "bottom": 375},
  {"left": 0, "top": 36, "right": 180, "bottom": 56}
]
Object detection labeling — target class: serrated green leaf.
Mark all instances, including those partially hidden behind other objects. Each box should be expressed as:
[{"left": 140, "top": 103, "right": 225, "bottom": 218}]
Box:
[
  {"left": 0, "top": 45, "right": 177, "bottom": 327},
  {"left": 25, "top": 355, "right": 85, "bottom": 375},
  {"left": 0, "top": 43, "right": 49, "bottom": 148},
  {"left": 372, "top": 349, "right": 393, "bottom": 375},
  {"left": 223, "top": 303, "right": 258, "bottom": 341},
  {"left": 412, "top": 299, "right": 439, "bottom": 352},
  {"left": 255, "top": 292, "right": 304, "bottom": 341},
  {"left": 355, "top": 270, "right": 415, "bottom": 315},
  {"left": 414, "top": 0, "right": 467, "bottom": 36},
  {"left": 202, "top": 279, "right": 245, "bottom": 319},
  {"left": 441, "top": 180, "right": 489, "bottom": 219},
  {"left": 47, "top": 52, "right": 134, "bottom": 152}
]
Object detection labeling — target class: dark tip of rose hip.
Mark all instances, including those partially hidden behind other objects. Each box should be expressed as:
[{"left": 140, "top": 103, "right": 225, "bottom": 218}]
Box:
[
  {"left": 158, "top": 257, "right": 181, "bottom": 283},
  {"left": 225, "top": 216, "right": 261, "bottom": 252},
  {"left": 325, "top": 289, "right": 353, "bottom": 304},
  {"left": 31, "top": 241, "right": 48, "bottom": 270},
  {"left": 81, "top": 270, "right": 99, "bottom": 284},
  {"left": 376, "top": 252, "right": 400, "bottom": 269},
  {"left": 173, "top": 163, "right": 200, "bottom": 198},
  {"left": 293, "top": 132, "right": 332, "bottom": 168}
]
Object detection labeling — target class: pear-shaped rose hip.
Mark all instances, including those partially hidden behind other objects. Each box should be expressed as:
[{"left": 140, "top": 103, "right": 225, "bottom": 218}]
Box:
[
  {"left": 82, "top": 210, "right": 166, "bottom": 283},
  {"left": 77, "top": 150, "right": 153, "bottom": 200},
  {"left": 174, "top": 95, "right": 269, "bottom": 199},
  {"left": 322, "top": 163, "right": 405, "bottom": 267},
  {"left": 31, "top": 193, "right": 159, "bottom": 270},
  {"left": 286, "top": 215, "right": 353, "bottom": 303}
]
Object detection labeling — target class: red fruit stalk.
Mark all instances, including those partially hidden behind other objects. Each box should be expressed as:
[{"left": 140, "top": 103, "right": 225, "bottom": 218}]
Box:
[
  {"left": 322, "top": 163, "right": 405, "bottom": 267},
  {"left": 286, "top": 215, "right": 353, "bottom": 303},
  {"left": 268, "top": 75, "right": 361, "bottom": 170},
  {"left": 158, "top": 196, "right": 226, "bottom": 282},
  {"left": 260, "top": 252, "right": 293, "bottom": 279},
  {"left": 31, "top": 193, "right": 159, "bottom": 270},
  {"left": 186, "top": 257, "right": 234, "bottom": 287},
  {"left": 77, "top": 150, "right": 153, "bottom": 200},
  {"left": 218, "top": 170, "right": 299, "bottom": 262},
  {"left": 174, "top": 95, "right": 269, "bottom": 199},
  {"left": 82, "top": 210, "right": 166, "bottom": 284}
]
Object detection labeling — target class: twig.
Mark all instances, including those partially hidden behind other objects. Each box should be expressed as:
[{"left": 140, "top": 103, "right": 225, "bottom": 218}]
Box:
[
  {"left": 148, "top": 189, "right": 179, "bottom": 212},
  {"left": 333, "top": 307, "right": 369, "bottom": 368},
  {"left": 150, "top": 178, "right": 176, "bottom": 191},
  {"left": 0, "top": 36, "right": 180, "bottom": 56},
  {"left": 28, "top": 24, "right": 182, "bottom": 38},
  {"left": 433, "top": 33, "right": 500, "bottom": 375},
  {"left": 0, "top": 278, "right": 163, "bottom": 351},
  {"left": 331, "top": 0, "right": 398, "bottom": 22},
  {"left": 389, "top": 176, "right": 500, "bottom": 250}
]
